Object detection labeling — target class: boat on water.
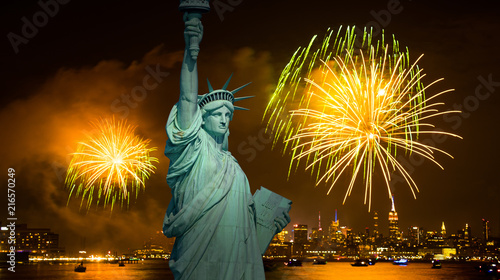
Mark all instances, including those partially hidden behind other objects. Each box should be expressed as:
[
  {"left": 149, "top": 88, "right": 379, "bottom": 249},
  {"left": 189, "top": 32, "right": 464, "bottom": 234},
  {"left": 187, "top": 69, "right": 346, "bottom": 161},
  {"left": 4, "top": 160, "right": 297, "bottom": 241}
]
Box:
[
  {"left": 313, "top": 258, "right": 327, "bottom": 265},
  {"left": 119, "top": 262, "right": 125, "bottom": 267},
  {"left": 431, "top": 260, "right": 442, "bottom": 269},
  {"left": 263, "top": 259, "right": 278, "bottom": 271},
  {"left": 393, "top": 258, "right": 408, "bottom": 265},
  {"left": 74, "top": 262, "right": 86, "bottom": 272},
  {"left": 351, "top": 259, "right": 369, "bottom": 267},
  {"left": 285, "top": 258, "right": 302, "bottom": 267},
  {"left": 476, "top": 262, "right": 500, "bottom": 276}
]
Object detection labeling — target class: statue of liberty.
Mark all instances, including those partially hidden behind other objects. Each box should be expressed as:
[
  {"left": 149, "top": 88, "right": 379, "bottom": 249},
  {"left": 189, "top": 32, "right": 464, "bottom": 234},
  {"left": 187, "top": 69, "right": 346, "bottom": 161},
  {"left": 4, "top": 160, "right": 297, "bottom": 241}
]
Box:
[{"left": 162, "top": 6, "right": 291, "bottom": 280}]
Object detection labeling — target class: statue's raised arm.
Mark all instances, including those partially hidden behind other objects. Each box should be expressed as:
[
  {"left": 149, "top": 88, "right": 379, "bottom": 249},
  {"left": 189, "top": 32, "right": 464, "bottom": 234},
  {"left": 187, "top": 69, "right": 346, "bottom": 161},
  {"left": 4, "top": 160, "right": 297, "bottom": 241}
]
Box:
[{"left": 177, "top": 13, "right": 203, "bottom": 130}]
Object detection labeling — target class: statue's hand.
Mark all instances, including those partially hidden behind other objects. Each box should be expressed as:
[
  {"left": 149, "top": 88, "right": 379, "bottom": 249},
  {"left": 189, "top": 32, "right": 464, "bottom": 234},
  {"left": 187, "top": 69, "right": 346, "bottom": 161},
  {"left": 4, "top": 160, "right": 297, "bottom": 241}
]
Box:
[
  {"left": 274, "top": 211, "right": 291, "bottom": 234},
  {"left": 183, "top": 12, "right": 203, "bottom": 51}
]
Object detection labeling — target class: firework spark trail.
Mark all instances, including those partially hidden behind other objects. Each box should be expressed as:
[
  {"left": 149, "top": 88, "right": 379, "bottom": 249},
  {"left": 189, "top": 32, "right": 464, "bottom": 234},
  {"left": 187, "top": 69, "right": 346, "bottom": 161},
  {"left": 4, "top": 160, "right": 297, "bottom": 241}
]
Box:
[
  {"left": 65, "top": 118, "right": 158, "bottom": 210},
  {"left": 264, "top": 26, "right": 461, "bottom": 210}
]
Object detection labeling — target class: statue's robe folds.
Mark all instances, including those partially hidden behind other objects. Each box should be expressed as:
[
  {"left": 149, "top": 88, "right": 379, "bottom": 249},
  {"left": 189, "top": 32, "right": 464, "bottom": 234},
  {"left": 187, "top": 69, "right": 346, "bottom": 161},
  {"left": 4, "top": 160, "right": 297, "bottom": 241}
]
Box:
[{"left": 163, "top": 104, "right": 265, "bottom": 280}]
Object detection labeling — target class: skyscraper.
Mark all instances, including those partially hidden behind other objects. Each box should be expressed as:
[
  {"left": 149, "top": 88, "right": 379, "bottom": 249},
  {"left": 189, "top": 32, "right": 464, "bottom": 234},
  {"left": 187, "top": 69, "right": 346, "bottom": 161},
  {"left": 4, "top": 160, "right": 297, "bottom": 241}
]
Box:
[
  {"left": 388, "top": 196, "right": 400, "bottom": 241},
  {"left": 373, "top": 211, "right": 379, "bottom": 238},
  {"left": 293, "top": 224, "right": 308, "bottom": 256},
  {"left": 318, "top": 211, "right": 322, "bottom": 231},
  {"left": 464, "top": 223, "right": 471, "bottom": 243},
  {"left": 482, "top": 219, "right": 490, "bottom": 244},
  {"left": 329, "top": 209, "right": 343, "bottom": 244},
  {"left": 441, "top": 222, "right": 446, "bottom": 237},
  {"left": 318, "top": 211, "right": 324, "bottom": 240},
  {"left": 293, "top": 224, "right": 308, "bottom": 244},
  {"left": 311, "top": 211, "right": 324, "bottom": 243},
  {"left": 408, "top": 226, "right": 420, "bottom": 246}
]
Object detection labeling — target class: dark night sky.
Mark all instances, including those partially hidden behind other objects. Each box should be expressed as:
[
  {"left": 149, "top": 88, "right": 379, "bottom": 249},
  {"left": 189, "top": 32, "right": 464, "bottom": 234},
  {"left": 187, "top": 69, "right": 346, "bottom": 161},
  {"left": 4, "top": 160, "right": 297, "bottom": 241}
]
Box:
[{"left": 1, "top": 0, "right": 499, "bottom": 254}]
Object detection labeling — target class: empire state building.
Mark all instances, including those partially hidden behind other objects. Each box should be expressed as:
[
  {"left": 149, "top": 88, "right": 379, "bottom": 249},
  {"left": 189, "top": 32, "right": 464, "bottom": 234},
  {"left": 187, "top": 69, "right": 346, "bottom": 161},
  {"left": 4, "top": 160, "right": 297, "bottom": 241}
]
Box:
[{"left": 388, "top": 195, "right": 400, "bottom": 241}]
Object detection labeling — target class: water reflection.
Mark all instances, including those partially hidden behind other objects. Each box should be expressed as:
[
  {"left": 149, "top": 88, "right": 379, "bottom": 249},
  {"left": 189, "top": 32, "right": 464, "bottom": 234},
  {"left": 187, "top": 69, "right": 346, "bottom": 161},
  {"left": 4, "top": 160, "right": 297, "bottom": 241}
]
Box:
[
  {"left": 0, "top": 260, "right": 495, "bottom": 280},
  {"left": 265, "top": 261, "right": 494, "bottom": 280}
]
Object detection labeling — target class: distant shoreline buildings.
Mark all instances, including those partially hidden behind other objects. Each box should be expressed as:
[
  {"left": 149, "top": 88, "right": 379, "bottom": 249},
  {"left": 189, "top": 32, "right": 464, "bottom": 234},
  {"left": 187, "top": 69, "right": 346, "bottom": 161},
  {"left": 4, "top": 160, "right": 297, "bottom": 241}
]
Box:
[{"left": 2, "top": 199, "right": 499, "bottom": 261}]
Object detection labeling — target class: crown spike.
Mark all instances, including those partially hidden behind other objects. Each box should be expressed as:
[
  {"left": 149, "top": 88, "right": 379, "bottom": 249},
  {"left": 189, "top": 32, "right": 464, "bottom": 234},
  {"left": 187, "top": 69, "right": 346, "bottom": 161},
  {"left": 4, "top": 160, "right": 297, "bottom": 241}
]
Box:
[
  {"left": 234, "top": 96, "right": 254, "bottom": 102},
  {"left": 231, "top": 82, "right": 252, "bottom": 94},
  {"left": 222, "top": 73, "right": 233, "bottom": 90},
  {"left": 234, "top": 106, "right": 250, "bottom": 111},
  {"left": 207, "top": 78, "right": 214, "bottom": 92}
]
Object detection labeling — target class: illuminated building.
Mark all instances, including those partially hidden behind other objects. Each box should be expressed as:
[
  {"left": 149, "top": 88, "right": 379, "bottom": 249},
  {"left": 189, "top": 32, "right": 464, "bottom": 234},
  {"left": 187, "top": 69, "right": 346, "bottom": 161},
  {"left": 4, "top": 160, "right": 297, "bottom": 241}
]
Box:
[
  {"left": 482, "top": 219, "right": 490, "bottom": 244},
  {"left": 264, "top": 241, "right": 291, "bottom": 259},
  {"left": 454, "top": 224, "right": 475, "bottom": 257},
  {"left": 341, "top": 227, "right": 352, "bottom": 244},
  {"left": 311, "top": 211, "right": 325, "bottom": 243},
  {"left": 274, "top": 230, "right": 288, "bottom": 244},
  {"left": 132, "top": 230, "right": 180, "bottom": 260},
  {"left": 265, "top": 230, "right": 292, "bottom": 258},
  {"left": 292, "top": 224, "right": 308, "bottom": 256},
  {"left": 329, "top": 209, "right": 340, "bottom": 240},
  {"left": 373, "top": 211, "right": 379, "bottom": 238},
  {"left": 134, "top": 244, "right": 168, "bottom": 259},
  {"left": 456, "top": 223, "right": 472, "bottom": 250},
  {"left": 388, "top": 196, "right": 400, "bottom": 241},
  {"left": 311, "top": 227, "right": 319, "bottom": 242},
  {"left": 293, "top": 224, "right": 308, "bottom": 244},
  {"left": 133, "top": 230, "right": 171, "bottom": 259},
  {"left": 0, "top": 225, "right": 7, "bottom": 252},
  {"left": 425, "top": 230, "right": 445, "bottom": 247},
  {"left": 329, "top": 209, "right": 346, "bottom": 244},
  {"left": 318, "top": 211, "right": 322, "bottom": 231},
  {"left": 2, "top": 224, "right": 65, "bottom": 257},
  {"left": 407, "top": 226, "right": 421, "bottom": 246},
  {"left": 464, "top": 223, "right": 471, "bottom": 242},
  {"left": 441, "top": 222, "right": 446, "bottom": 237}
]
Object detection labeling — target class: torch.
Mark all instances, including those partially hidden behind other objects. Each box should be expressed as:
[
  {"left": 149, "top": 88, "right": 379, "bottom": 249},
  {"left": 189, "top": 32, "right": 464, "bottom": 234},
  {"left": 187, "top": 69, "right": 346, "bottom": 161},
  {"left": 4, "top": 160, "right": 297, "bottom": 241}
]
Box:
[{"left": 179, "top": 0, "right": 210, "bottom": 60}]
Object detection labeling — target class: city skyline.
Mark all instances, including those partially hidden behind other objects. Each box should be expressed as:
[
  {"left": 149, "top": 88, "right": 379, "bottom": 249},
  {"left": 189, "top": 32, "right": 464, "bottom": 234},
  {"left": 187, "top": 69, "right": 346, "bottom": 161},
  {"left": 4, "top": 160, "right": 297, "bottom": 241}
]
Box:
[
  {"left": 1, "top": 0, "right": 499, "bottom": 254},
  {"left": 291, "top": 208, "right": 495, "bottom": 242},
  {"left": 1, "top": 205, "right": 495, "bottom": 257}
]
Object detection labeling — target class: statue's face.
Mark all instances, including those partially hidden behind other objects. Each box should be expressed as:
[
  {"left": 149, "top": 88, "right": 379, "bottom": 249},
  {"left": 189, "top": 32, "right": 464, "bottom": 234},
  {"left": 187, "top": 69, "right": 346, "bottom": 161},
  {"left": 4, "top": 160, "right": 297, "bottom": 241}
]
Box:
[{"left": 203, "top": 106, "right": 232, "bottom": 137}]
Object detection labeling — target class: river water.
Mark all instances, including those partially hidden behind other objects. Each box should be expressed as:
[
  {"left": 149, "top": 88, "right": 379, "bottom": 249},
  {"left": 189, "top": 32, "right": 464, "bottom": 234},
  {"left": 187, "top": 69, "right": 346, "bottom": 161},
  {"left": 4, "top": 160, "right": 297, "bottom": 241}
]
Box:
[{"left": 0, "top": 260, "right": 497, "bottom": 280}]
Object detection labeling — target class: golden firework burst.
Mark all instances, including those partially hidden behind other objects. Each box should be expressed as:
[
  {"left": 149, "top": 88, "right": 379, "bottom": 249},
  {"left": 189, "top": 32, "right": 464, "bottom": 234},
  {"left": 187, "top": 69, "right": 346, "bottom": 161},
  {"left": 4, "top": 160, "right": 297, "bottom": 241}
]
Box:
[
  {"left": 264, "top": 26, "right": 461, "bottom": 210},
  {"left": 65, "top": 117, "right": 158, "bottom": 210}
]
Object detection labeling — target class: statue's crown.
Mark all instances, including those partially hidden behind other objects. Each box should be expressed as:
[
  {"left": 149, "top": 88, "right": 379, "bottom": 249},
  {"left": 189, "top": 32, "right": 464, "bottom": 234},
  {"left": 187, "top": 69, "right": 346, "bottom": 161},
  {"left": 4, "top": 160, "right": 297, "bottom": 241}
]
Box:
[{"left": 198, "top": 74, "right": 253, "bottom": 111}]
